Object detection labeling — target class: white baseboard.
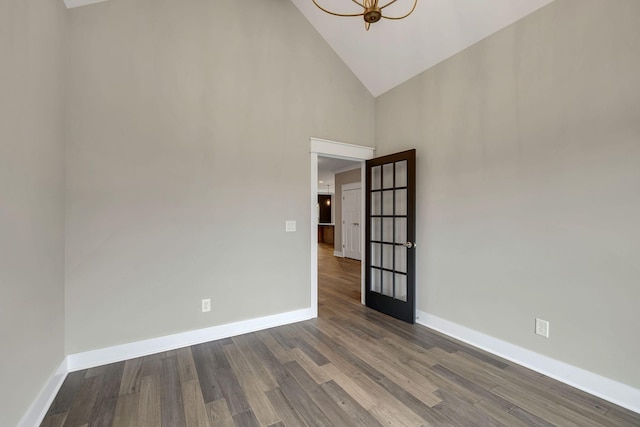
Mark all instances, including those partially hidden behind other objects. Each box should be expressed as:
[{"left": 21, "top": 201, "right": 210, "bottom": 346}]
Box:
[
  {"left": 334, "top": 250, "right": 343, "bottom": 257},
  {"left": 17, "top": 359, "right": 68, "bottom": 427},
  {"left": 21, "top": 307, "right": 314, "bottom": 426},
  {"left": 67, "top": 307, "right": 314, "bottom": 372},
  {"left": 416, "top": 310, "right": 640, "bottom": 414}
]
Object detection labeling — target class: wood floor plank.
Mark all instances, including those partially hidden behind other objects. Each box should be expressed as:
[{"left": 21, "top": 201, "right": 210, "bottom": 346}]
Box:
[
  {"left": 119, "top": 358, "right": 143, "bottom": 396},
  {"left": 462, "top": 347, "right": 510, "bottom": 370},
  {"left": 176, "top": 347, "right": 199, "bottom": 383},
  {"left": 204, "top": 399, "right": 234, "bottom": 427},
  {"left": 85, "top": 365, "right": 108, "bottom": 378},
  {"left": 508, "top": 405, "right": 556, "bottom": 427},
  {"left": 320, "top": 363, "right": 377, "bottom": 411},
  {"left": 224, "top": 344, "right": 277, "bottom": 399},
  {"left": 230, "top": 334, "right": 279, "bottom": 391},
  {"left": 334, "top": 313, "right": 443, "bottom": 368},
  {"left": 180, "top": 379, "right": 211, "bottom": 427},
  {"left": 367, "top": 404, "right": 427, "bottom": 427},
  {"left": 289, "top": 347, "right": 332, "bottom": 385},
  {"left": 405, "top": 357, "right": 482, "bottom": 406},
  {"left": 190, "top": 343, "right": 224, "bottom": 404},
  {"left": 258, "top": 330, "right": 295, "bottom": 364},
  {"left": 284, "top": 360, "right": 356, "bottom": 426},
  {"left": 232, "top": 409, "right": 260, "bottom": 427},
  {"left": 495, "top": 363, "right": 615, "bottom": 423},
  {"left": 45, "top": 370, "right": 86, "bottom": 417},
  {"left": 62, "top": 375, "right": 100, "bottom": 427},
  {"left": 160, "top": 356, "right": 186, "bottom": 427},
  {"left": 339, "top": 318, "right": 385, "bottom": 340},
  {"left": 204, "top": 340, "right": 253, "bottom": 417},
  {"left": 222, "top": 342, "right": 252, "bottom": 376},
  {"left": 492, "top": 382, "right": 605, "bottom": 427},
  {"left": 40, "top": 412, "right": 68, "bottom": 427},
  {"left": 265, "top": 387, "right": 309, "bottom": 427},
  {"left": 433, "top": 387, "right": 505, "bottom": 427},
  {"left": 431, "top": 364, "right": 513, "bottom": 411},
  {"left": 136, "top": 375, "right": 161, "bottom": 427},
  {"left": 301, "top": 323, "right": 384, "bottom": 382},
  {"left": 433, "top": 349, "right": 507, "bottom": 390},
  {"left": 268, "top": 328, "right": 295, "bottom": 350},
  {"left": 328, "top": 317, "right": 442, "bottom": 395},
  {"left": 315, "top": 328, "right": 447, "bottom": 425},
  {"left": 606, "top": 406, "right": 640, "bottom": 425},
  {"left": 271, "top": 362, "right": 334, "bottom": 427},
  {"left": 241, "top": 332, "right": 292, "bottom": 384},
  {"left": 235, "top": 371, "right": 281, "bottom": 426},
  {"left": 87, "top": 361, "right": 125, "bottom": 427},
  {"left": 314, "top": 319, "right": 442, "bottom": 408},
  {"left": 212, "top": 366, "right": 253, "bottom": 417},
  {"left": 289, "top": 336, "right": 331, "bottom": 367},
  {"left": 224, "top": 342, "right": 281, "bottom": 426},
  {"left": 486, "top": 361, "right": 624, "bottom": 427},
  {"left": 473, "top": 399, "right": 540, "bottom": 427},
  {"left": 319, "top": 380, "right": 385, "bottom": 427},
  {"left": 314, "top": 342, "right": 431, "bottom": 426},
  {"left": 377, "top": 375, "right": 448, "bottom": 425},
  {"left": 140, "top": 353, "right": 163, "bottom": 378},
  {"left": 111, "top": 393, "right": 139, "bottom": 427}
]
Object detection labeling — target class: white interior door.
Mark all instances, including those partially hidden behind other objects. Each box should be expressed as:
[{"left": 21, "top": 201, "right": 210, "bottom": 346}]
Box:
[{"left": 343, "top": 185, "right": 361, "bottom": 260}]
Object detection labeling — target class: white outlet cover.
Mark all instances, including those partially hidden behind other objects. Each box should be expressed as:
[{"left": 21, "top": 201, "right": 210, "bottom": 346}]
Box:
[
  {"left": 285, "top": 220, "right": 296, "bottom": 232},
  {"left": 535, "top": 318, "right": 549, "bottom": 338},
  {"left": 202, "top": 299, "right": 211, "bottom": 313}
]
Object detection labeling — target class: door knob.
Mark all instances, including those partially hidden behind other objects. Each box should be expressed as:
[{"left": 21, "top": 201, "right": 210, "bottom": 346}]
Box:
[
  {"left": 405, "top": 242, "right": 416, "bottom": 249},
  {"left": 353, "top": 222, "right": 359, "bottom": 226}
]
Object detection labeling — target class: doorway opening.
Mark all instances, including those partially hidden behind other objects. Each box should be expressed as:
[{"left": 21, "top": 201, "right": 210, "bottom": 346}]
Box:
[
  {"left": 309, "top": 138, "right": 374, "bottom": 318},
  {"left": 318, "top": 157, "right": 361, "bottom": 307}
]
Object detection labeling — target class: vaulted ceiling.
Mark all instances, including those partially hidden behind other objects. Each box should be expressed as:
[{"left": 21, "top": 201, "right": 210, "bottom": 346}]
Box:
[
  {"left": 64, "top": 0, "right": 555, "bottom": 97},
  {"left": 290, "top": 0, "right": 555, "bottom": 96}
]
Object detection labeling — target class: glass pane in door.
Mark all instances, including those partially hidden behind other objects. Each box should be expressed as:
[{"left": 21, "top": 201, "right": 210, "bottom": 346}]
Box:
[
  {"left": 395, "top": 274, "right": 407, "bottom": 302},
  {"left": 395, "top": 160, "right": 407, "bottom": 187},
  {"left": 372, "top": 166, "right": 382, "bottom": 190}
]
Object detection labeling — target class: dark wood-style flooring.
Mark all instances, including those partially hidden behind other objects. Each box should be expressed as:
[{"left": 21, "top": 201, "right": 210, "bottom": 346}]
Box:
[{"left": 41, "top": 243, "right": 640, "bottom": 426}]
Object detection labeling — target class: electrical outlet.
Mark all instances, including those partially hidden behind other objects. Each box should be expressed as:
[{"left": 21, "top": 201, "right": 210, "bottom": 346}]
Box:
[
  {"left": 202, "top": 298, "right": 211, "bottom": 313},
  {"left": 535, "top": 318, "right": 549, "bottom": 338}
]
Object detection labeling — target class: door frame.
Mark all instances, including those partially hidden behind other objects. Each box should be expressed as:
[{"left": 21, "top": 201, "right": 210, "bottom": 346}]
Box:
[
  {"left": 341, "top": 182, "right": 362, "bottom": 261},
  {"left": 310, "top": 137, "right": 375, "bottom": 315}
]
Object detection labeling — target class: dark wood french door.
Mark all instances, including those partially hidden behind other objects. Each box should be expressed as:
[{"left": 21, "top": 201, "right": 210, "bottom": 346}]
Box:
[{"left": 365, "top": 149, "right": 416, "bottom": 323}]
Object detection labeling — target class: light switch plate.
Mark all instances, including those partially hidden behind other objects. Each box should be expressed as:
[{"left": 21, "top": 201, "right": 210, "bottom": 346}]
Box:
[{"left": 286, "top": 220, "right": 296, "bottom": 232}]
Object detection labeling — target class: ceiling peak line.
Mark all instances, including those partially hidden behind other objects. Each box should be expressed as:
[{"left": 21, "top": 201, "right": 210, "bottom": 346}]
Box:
[{"left": 64, "top": 0, "right": 108, "bottom": 9}]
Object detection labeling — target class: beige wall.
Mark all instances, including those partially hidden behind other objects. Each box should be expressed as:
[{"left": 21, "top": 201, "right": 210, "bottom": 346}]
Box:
[
  {"left": 375, "top": 0, "right": 640, "bottom": 388},
  {"left": 65, "top": 0, "right": 375, "bottom": 353},
  {"left": 0, "top": 1, "right": 67, "bottom": 425},
  {"left": 334, "top": 167, "right": 362, "bottom": 254}
]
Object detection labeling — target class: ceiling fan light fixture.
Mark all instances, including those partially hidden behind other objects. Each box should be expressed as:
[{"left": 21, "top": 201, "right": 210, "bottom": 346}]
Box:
[
  {"left": 364, "top": 6, "right": 381, "bottom": 23},
  {"left": 312, "top": 0, "right": 417, "bottom": 31}
]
